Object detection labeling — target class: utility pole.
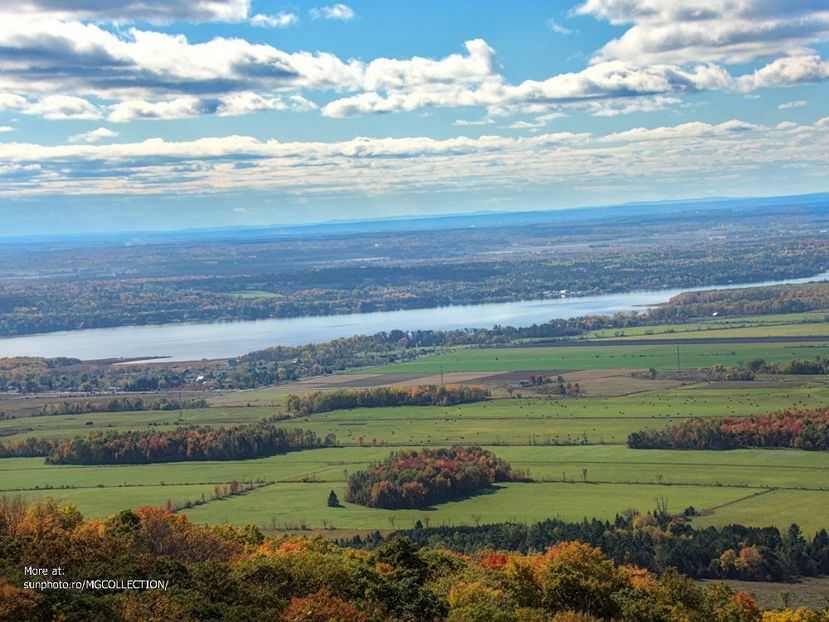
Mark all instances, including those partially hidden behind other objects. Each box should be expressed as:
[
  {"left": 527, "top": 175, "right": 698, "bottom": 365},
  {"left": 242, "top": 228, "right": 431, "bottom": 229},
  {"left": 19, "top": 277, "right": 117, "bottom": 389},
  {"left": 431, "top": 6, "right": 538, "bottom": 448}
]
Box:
[{"left": 676, "top": 346, "right": 681, "bottom": 371}]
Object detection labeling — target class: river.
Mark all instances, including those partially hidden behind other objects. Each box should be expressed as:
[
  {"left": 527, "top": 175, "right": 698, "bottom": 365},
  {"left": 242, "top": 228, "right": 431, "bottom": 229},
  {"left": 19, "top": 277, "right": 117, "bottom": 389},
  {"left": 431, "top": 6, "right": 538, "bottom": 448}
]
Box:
[{"left": 1, "top": 272, "right": 827, "bottom": 362}]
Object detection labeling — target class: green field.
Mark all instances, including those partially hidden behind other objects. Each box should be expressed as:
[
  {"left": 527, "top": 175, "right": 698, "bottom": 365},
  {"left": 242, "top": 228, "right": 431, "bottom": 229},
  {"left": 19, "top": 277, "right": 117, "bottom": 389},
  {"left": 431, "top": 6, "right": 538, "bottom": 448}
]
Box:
[
  {"left": 597, "top": 323, "right": 829, "bottom": 340},
  {"left": 586, "top": 311, "right": 829, "bottom": 340},
  {"left": 356, "top": 342, "right": 829, "bottom": 374},
  {"left": 5, "top": 433, "right": 829, "bottom": 533},
  {"left": 4, "top": 383, "right": 828, "bottom": 447},
  {"left": 181, "top": 480, "right": 751, "bottom": 531}
]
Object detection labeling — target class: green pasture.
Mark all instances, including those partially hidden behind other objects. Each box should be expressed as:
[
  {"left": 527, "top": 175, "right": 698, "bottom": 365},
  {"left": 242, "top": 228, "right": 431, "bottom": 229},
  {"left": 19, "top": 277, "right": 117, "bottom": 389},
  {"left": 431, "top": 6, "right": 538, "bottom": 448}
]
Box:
[
  {"left": 692, "top": 489, "right": 829, "bottom": 536},
  {"left": 601, "top": 323, "right": 829, "bottom": 341},
  {"left": 3, "top": 441, "right": 829, "bottom": 533},
  {"left": 356, "top": 343, "right": 829, "bottom": 374},
  {"left": 2, "top": 382, "right": 828, "bottom": 447},
  {"left": 180, "top": 480, "right": 750, "bottom": 531},
  {"left": 586, "top": 311, "right": 829, "bottom": 340},
  {"left": 2, "top": 355, "right": 829, "bottom": 534}
]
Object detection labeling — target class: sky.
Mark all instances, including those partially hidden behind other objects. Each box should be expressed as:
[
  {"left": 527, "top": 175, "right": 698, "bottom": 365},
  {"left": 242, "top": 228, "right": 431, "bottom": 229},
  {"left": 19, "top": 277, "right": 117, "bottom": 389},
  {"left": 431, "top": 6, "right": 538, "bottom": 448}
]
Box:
[{"left": 1, "top": 0, "right": 829, "bottom": 236}]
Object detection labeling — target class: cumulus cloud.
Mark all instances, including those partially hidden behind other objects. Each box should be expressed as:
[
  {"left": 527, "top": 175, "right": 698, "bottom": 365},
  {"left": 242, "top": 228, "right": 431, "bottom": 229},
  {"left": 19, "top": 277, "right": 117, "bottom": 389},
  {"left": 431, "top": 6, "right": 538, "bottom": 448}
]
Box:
[
  {"left": 576, "top": 0, "right": 829, "bottom": 65},
  {"left": 0, "top": 10, "right": 826, "bottom": 124},
  {"left": 0, "top": 18, "right": 364, "bottom": 100},
  {"left": 4, "top": 0, "right": 250, "bottom": 24},
  {"left": 23, "top": 95, "right": 101, "bottom": 120},
  {"left": 309, "top": 4, "right": 355, "bottom": 21},
  {"left": 324, "top": 53, "right": 730, "bottom": 118},
  {"left": 737, "top": 55, "right": 829, "bottom": 90},
  {"left": 68, "top": 127, "right": 120, "bottom": 143},
  {"left": 0, "top": 126, "right": 13, "bottom": 132},
  {"left": 107, "top": 92, "right": 316, "bottom": 121},
  {"left": 249, "top": 12, "right": 298, "bottom": 28}
]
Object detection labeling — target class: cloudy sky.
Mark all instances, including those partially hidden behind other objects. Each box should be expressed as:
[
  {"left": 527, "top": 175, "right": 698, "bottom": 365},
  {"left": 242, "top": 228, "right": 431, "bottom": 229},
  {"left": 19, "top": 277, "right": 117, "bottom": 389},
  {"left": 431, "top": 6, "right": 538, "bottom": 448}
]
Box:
[{"left": 1, "top": 0, "right": 829, "bottom": 235}]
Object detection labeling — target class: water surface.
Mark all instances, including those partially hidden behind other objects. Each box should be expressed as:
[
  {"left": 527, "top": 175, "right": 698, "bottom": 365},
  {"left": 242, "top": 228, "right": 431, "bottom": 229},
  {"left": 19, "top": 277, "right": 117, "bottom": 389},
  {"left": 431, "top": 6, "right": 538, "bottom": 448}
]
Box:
[{"left": 1, "top": 272, "right": 826, "bottom": 361}]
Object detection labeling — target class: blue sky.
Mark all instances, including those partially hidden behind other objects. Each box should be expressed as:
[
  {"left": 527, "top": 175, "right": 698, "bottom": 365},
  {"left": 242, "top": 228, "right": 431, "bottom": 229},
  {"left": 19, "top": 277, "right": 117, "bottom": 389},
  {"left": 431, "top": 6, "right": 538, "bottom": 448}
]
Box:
[{"left": 1, "top": 0, "right": 829, "bottom": 235}]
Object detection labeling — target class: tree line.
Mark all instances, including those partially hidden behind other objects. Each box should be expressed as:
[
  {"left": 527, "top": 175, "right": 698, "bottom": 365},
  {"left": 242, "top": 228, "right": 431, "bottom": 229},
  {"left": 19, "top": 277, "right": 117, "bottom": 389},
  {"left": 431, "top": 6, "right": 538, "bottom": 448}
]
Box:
[
  {"left": 345, "top": 446, "right": 528, "bottom": 509},
  {"left": 2, "top": 496, "right": 815, "bottom": 622},
  {"left": 0, "top": 424, "right": 335, "bottom": 465},
  {"left": 285, "top": 384, "right": 489, "bottom": 415},
  {"left": 627, "top": 408, "right": 829, "bottom": 450},
  {"left": 34, "top": 397, "right": 208, "bottom": 417},
  {"left": 343, "top": 510, "right": 829, "bottom": 584}
]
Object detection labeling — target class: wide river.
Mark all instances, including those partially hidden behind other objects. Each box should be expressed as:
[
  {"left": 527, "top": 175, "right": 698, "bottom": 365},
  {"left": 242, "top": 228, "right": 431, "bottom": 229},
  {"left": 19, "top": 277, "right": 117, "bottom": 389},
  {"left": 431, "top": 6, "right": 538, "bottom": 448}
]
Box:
[{"left": 2, "top": 271, "right": 828, "bottom": 362}]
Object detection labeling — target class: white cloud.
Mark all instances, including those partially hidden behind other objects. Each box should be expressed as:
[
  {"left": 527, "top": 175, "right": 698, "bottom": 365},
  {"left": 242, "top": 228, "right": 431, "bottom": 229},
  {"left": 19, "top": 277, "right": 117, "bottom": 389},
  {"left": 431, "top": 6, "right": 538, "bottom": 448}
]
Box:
[
  {"left": 23, "top": 95, "right": 101, "bottom": 120},
  {"left": 4, "top": 0, "right": 250, "bottom": 24},
  {"left": 309, "top": 4, "right": 355, "bottom": 21},
  {"left": 0, "top": 94, "right": 28, "bottom": 110},
  {"left": 737, "top": 55, "right": 829, "bottom": 90},
  {"left": 68, "top": 127, "right": 120, "bottom": 143},
  {"left": 0, "top": 125, "right": 13, "bottom": 132},
  {"left": 779, "top": 100, "right": 809, "bottom": 110},
  {"left": 547, "top": 18, "right": 572, "bottom": 35},
  {"left": 324, "top": 54, "right": 729, "bottom": 118},
  {"left": 453, "top": 117, "right": 494, "bottom": 126},
  {"left": 0, "top": 18, "right": 365, "bottom": 102},
  {"left": 217, "top": 93, "right": 316, "bottom": 116},
  {"left": 576, "top": 0, "right": 829, "bottom": 65},
  {"left": 249, "top": 12, "right": 298, "bottom": 28},
  {"left": 599, "top": 119, "right": 762, "bottom": 143},
  {"left": 0, "top": 13, "right": 825, "bottom": 124},
  {"left": 107, "top": 92, "right": 317, "bottom": 121}
]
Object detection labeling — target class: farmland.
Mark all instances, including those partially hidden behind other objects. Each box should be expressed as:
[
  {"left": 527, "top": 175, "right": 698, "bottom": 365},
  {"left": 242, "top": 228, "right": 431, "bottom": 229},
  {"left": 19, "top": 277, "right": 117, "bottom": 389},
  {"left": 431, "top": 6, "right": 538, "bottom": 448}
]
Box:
[
  {"left": 1, "top": 308, "right": 829, "bottom": 538},
  {"left": 354, "top": 341, "right": 829, "bottom": 374},
  {"left": 2, "top": 363, "right": 829, "bottom": 537}
]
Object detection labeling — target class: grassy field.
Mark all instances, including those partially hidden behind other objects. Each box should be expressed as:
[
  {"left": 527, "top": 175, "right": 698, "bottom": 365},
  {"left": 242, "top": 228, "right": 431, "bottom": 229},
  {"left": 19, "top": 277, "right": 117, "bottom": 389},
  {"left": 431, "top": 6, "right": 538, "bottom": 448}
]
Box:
[
  {"left": 355, "top": 342, "right": 829, "bottom": 374},
  {"left": 180, "top": 480, "right": 751, "bottom": 531},
  {"left": 5, "top": 438, "right": 829, "bottom": 533},
  {"left": 597, "top": 323, "right": 829, "bottom": 340},
  {"left": 586, "top": 311, "right": 829, "bottom": 340},
  {"left": 4, "top": 383, "right": 828, "bottom": 446}
]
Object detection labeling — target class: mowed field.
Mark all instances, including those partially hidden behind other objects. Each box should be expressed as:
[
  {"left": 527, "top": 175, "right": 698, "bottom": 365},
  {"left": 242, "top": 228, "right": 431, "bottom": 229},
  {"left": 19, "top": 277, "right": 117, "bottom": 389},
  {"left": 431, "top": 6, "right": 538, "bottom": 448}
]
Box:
[{"left": 2, "top": 311, "right": 829, "bottom": 535}]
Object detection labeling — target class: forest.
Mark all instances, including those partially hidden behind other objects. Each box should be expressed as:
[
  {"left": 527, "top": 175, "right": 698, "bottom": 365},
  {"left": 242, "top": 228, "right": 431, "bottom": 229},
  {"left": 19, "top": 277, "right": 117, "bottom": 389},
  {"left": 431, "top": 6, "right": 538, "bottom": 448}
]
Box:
[
  {"left": 0, "top": 424, "right": 334, "bottom": 464},
  {"left": 648, "top": 282, "right": 829, "bottom": 323},
  {"left": 345, "top": 446, "right": 528, "bottom": 509},
  {"left": 285, "top": 385, "right": 489, "bottom": 415},
  {"left": 0, "top": 496, "right": 823, "bottom": 622},
  {"left": 344, "top": 510, "right": 829, "bottom": 583},
  {"left": 627, "top": 408, "right": 829, "bottom": 450}
]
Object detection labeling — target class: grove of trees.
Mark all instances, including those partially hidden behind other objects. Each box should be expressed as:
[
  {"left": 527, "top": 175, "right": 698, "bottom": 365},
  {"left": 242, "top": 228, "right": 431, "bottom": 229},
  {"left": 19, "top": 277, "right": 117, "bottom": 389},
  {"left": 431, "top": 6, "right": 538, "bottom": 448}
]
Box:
[
  {"left": 15, "top": 424, "right": 336, "bottom": 465},
  {"left": 628, "top": 408, "right": 829, "bottom": 450},
  {"left": 285, "top": 384, "right": 489, "bottom": 415},
  {"left": 345, "top": 446, "right": 528, "bottom": 509}
]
